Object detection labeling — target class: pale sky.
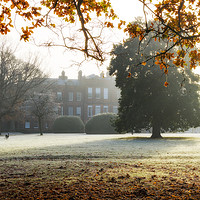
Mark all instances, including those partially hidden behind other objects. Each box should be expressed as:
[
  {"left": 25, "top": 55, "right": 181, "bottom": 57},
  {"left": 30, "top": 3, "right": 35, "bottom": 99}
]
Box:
[{"left": 5, "top": 0, "right": 144, "bottom": 79}]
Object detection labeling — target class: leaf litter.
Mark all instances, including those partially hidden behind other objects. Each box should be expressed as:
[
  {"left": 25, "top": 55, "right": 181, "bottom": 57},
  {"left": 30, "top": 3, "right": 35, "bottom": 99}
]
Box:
[{"left": 1, "top": 133, "right": 200, "bottom": 199}]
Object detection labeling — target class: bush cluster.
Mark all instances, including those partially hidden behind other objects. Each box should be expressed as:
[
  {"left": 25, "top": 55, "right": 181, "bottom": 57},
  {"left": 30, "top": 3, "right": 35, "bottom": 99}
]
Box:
[
  {"left": 85, "top": 113, "right": 118, "bottom": 134},
  {"left": 52, "top": 116, "right": 84, "bottom": 133}
]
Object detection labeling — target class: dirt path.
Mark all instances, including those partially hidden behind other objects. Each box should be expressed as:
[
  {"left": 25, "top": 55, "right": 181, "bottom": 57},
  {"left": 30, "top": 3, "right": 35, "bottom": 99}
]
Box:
[{"left": 1, "top": 133, "right": 200, "bottom": 199}]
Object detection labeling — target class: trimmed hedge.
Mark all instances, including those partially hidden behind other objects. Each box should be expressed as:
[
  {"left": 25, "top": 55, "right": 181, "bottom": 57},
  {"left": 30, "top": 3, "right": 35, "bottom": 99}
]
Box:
[
  {"left": 85, "top": 113, "right": 118, "bottom": 134},
  {"left": 52, "top": 116, "right": 84, "bottom": 133}
]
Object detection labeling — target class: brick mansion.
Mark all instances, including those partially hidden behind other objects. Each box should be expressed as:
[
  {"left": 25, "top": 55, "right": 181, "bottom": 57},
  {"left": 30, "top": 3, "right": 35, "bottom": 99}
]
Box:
[{"left": 2, "top": 71, "right": 120, "bottom": 133}]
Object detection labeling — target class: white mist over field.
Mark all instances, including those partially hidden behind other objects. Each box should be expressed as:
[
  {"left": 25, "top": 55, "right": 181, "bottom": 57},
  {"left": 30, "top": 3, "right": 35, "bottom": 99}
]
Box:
[
  {"left": 0, "top": 133, "right": 128, "bottom": 153},
  {"left": 1, "top": 133, "right": 200, "bottom": 161}
]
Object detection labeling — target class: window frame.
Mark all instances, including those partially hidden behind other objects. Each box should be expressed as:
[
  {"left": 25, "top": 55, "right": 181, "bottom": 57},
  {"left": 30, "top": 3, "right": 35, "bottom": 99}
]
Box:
[
  {"left": 104, "top": 88, "right": 108, "bottom": 99},
  {"left": 88, "top": 105, "right": 93, "bottom": 117},
  {"left": 88, "top": 87, "right": 93, "bottom": 99},
  {"left": 76, "top": 92, "right": 81, "bottom": 101},
  {"left": 103, "top": 105, "right": 108, "bottom": 113},
  {"left": 68, "top": 106, "right": 74, "bottom": 116},
  {"left": 68, "top": 92, "right": 74, "bottom": 101},
  {"left": 95, "top": 105, "right": 101, "bottom": 115},
  {"left": 25, "top": 121, "right": 30, "bottom": 129},
  {"left": 57, "top": 92, "right": 62, "bottom": 101},
  {"left": 95, "top": 88, "right": 101, "bottom": 99},
  {"left": 76, "top": 106, "right": 81, "bottom": 116}
]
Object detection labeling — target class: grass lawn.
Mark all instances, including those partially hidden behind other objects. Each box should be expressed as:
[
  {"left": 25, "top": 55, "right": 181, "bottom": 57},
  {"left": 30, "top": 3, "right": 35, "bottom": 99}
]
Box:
[{"left": 0, "top": 133, "right": 200, "bottom": 199}]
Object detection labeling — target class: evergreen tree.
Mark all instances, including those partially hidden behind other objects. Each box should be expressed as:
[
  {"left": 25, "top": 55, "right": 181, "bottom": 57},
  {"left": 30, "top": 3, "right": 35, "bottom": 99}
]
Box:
[{"left": 109, "top": 37, "right": 200, "bottom": 138}]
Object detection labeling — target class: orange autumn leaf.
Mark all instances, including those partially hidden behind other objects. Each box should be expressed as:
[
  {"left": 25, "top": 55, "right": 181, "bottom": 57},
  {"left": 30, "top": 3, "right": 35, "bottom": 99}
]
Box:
[
  {"left": 0, "top": 0, "right": 119, "bottom": 62},
  {"left": 141, "top": 62, "right": 146, "bottom": 66},
  {"left": 164, "top": 81, "right": 169, "bottom": 87},
  {"left": 123, "top": 0, "right": 200, "bottom": 79},
  {"left": 127, "top": 72, "right": 131, "bottom": 78}
]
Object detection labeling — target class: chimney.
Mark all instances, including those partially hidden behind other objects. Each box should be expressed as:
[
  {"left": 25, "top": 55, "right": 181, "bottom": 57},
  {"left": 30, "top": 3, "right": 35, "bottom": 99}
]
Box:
[{"left": 78, "top": 70, "right": 82, "bottom": 80}]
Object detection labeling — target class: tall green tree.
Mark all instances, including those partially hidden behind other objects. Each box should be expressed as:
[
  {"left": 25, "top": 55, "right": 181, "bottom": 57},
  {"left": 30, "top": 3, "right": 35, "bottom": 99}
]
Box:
[{"left": 109, "top": 37, "right": 200, "bottom": 138}]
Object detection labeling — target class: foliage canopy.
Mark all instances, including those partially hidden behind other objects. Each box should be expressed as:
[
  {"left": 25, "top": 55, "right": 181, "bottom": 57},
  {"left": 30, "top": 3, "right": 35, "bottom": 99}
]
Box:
[
  {"left": 1, "top": 0, "right": 200, "bottom": 74},
  {"left": 0, "top": 0, "right": 121, "bottom": 61},
  {"left": 126, "top": 0, "right": 200, "bottom": 76},
  {"left": 109, "top": 36, "right": 200, "bottom": 138}
]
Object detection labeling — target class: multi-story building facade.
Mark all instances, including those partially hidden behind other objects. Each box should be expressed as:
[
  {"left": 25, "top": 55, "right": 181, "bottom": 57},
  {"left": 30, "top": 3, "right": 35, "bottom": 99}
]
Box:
[
  {"left": 54, "top": 70, "right": 120, "bottom": 124},
  {"left": 2, "top": 71, "right": 120, "bottom": 133}
]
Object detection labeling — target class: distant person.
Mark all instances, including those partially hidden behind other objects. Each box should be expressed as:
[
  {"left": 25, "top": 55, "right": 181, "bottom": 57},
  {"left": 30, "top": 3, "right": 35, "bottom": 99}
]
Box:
[{"left": 5, "top": 133, "right": 9, "bottom": 139}]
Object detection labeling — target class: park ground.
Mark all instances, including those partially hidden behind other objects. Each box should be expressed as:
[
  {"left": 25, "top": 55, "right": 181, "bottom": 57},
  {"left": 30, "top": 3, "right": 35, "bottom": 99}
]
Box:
[{"left": 1, "top": 133, "right": 200, "bottom": 199}]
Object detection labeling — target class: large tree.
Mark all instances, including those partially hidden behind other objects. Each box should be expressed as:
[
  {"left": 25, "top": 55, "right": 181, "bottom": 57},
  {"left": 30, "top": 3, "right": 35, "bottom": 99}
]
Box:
[
  {"left": 0, "top": 42, "right": 46, "bottom": 132},
  {"left": 109, "top": 36, "right": 200, "bottom": 138}
]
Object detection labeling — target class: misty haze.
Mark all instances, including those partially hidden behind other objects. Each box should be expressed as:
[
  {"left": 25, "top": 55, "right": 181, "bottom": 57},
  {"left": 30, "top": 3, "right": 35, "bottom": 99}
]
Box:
[{"left": 1, "top": 0, "right": 200, "bottom": 199}]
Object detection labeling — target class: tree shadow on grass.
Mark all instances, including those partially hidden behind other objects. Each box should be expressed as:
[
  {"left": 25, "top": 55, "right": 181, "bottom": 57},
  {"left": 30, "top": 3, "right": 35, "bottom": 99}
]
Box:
[{"left": 120, "top": 136, "right": 200, "bottom": 140}]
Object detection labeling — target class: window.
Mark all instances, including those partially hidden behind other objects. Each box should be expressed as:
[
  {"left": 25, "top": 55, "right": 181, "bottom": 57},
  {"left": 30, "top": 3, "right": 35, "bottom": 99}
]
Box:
[
  {"left": 45, "top": 123, "right": 48, "bottom": 129},
  {"left": 113, "top": 106, "right": 118, "bottom": 114},
  {"left": 104, "top": 88, "right": 108, "bottom": 99},
  {"left": 68, "top": 92, "right": 73, "bottom": 101},
  {"left": 95, "top": 105, "right": 101, "bottom": 115},
  {"left": 76, "top": 107, "right": 81, "bottom": 116},
  {"left": 25, "top": 121, "right": 30, "bottom": 129},
  {"left": 88, "top": 88, "right": 92, "bottom": 99},
  {"left": 96, "top": 88, "right": 101, "bottom": 99},
  {"left": 68, "top": 106, "right": 73, "bottom": 116},
  {"left": 88, "top": 105, "right": 93, "bottom": 117},
  {"left": 103, "top": 106, "right": 108, "bottom": 113},
  {"left": 61, "top": 106, "right": 64, "bottom": 115},
  {"left": 57, "top": 92, "right": 62, "bottom": 101},
  {"left": 34, "top": 122, "right": 38, "bottom": 129},
  {"left": 77, "top": 92, "right": 81, "bottom": 101}
]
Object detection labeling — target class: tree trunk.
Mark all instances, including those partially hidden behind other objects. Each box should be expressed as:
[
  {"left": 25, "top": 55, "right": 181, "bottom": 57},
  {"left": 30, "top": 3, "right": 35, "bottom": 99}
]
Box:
[
  {"left": 38, "top": 117, "right": 43, "bottom": 136},
  {"left": 151, "top": 121, "right": 162, "bottom": 139}
]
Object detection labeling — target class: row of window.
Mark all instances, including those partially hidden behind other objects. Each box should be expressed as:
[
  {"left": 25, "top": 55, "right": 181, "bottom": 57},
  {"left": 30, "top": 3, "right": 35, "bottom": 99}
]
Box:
[
  {"left": 57, "top": 88, "right": 109, "bottom": 102},
  {"left": 57, "top": 106, "right": 82, "bottom": 116},
  {"left": 25, "top": 121, "right": 48, "bottom": 129},
  {"left": 88, "top": 88, "right": 108, "bottom": 99},
  {"left": 57, "top": 105, "right": 118, "bottom": 117},
  {"left": 88, "top": 105, "right": 118, "bottom": 117},
  {"left": 57, "top": 92, "right": 82, "bottom": 101}
]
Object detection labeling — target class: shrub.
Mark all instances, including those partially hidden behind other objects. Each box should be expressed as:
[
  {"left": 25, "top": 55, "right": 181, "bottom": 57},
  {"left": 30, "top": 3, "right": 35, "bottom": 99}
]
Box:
[
  {"left": 85, "top": 113, "right": 118, "bottom": 134},
  {"left": 52, "top": 116, "right": 84, "bottom": 133}
]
